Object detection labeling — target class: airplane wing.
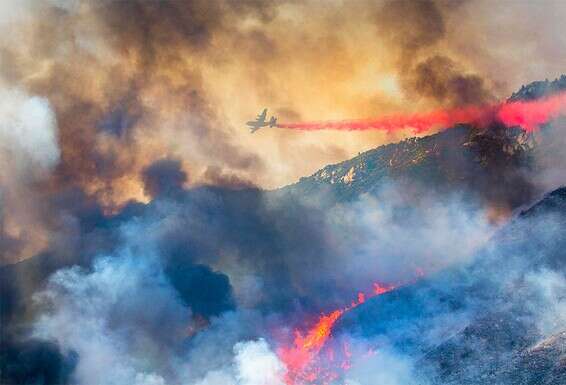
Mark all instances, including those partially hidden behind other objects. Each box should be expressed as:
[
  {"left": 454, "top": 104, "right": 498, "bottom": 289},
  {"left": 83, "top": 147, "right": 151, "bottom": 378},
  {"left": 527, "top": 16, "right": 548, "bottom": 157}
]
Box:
[{"left": 256, "top": 108, "right": 267, "bottom": 122}]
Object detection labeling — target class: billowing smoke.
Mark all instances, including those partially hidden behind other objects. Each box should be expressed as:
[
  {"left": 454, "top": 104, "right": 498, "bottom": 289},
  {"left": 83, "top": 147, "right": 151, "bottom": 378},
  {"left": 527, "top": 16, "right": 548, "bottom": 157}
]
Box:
[
  {"left": 0, "top": 87, "right": 59, "bottom": 176},
  {"left": 3, "top": 170, "right": 499, "bottom": 385},
  {"left": 32, "top": 251, "right": 190, "bottom": 385},
  {"left": 375, "top": 0, "right": 495, "bottom": 108},
  {"left": 343, "top": 342, "right": 422, "bottom": 385},
  {"left": 0, "top": 0, "right": 563, "bottom": 197},
  {"left": 524, "top": 269, "right": 566, "bottom": 336},
  {"left": 0, "top": 87, "right": 59, "bottom": 263},
  {"left": 1, "top": 2, "right": 566, "bottom": 385},
  {"left": 3, "top": 128, "right": 566, "bottom": 385},
  {"left": 28, "top": 222, "right": 284, "bottom": 385},
  {"left": 190, "top": 339, "right": 286, "bottom": 385},
  {"left": 141, "top": 158, "right": 188, "bottom": 198}
]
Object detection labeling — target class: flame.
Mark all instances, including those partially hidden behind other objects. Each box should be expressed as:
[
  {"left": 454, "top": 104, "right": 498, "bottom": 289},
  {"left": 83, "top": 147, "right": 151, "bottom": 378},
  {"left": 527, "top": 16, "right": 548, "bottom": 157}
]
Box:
[
  {"left": 373, "top": 282, "right": 396, "bottom": 295},
  {"left": 277, "top": 281, "right": 396, "bottom": 385},
  {"left": 277, "top": 91, "right": 566, "bottom": 133}
]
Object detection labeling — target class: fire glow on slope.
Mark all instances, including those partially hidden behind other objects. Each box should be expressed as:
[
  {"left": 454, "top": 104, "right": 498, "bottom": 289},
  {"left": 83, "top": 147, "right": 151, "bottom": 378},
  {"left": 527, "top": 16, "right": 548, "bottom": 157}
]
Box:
[
  {"left": 277, "top": 92, "right": 566, "bottom": 133},
  {"left": 277, "top": 283, "right": 396, "bottom": 385}
]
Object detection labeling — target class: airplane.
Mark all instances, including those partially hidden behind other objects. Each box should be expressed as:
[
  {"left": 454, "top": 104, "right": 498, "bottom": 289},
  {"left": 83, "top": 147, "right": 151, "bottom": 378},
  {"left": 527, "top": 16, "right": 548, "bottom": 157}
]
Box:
[{"left": 246, "top": 108, "right": 277, "bottom": 133}]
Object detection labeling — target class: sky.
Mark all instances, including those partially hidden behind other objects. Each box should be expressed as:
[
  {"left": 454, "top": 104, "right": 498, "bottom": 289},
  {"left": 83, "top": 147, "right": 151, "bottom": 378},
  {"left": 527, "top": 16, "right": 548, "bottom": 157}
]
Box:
[{"left": 0, "top": 0, "right": 565, "bottom": 198}]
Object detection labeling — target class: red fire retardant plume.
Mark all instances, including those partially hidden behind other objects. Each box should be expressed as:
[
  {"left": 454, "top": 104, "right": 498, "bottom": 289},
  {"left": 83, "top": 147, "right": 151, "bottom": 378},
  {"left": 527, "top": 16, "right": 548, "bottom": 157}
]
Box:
[
  {"left": 277, "top": 92, "right": 566, "bottom": 133},
  {"left": 497, "top": 92, "right": 566, "bottom": 131}
]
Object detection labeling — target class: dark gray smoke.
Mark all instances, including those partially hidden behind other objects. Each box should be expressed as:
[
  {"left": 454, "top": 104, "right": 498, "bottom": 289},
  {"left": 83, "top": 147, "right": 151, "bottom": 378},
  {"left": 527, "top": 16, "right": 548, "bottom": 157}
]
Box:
[
  {"left": 0, "top": 1, "right": 565, "bottom": 384},
  {"left": 375, "top": 0, "right": 495, "bottom": 107},
  {"left": 142, "top": 158, "right": 188, "bottom": 198}
]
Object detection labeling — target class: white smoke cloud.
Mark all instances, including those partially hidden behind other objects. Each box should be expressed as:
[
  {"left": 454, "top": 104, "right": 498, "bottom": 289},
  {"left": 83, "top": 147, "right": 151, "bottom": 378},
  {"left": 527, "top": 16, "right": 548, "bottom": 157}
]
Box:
[
  {"left": 524, "top": 269, "right": 566, "bottom": 336},
  {"left": 342, "top": 339, "right": 425, "bottom": 385},
  {"left": 32, "top": 250, "right": 190, "bottom": 385},
  {"left": 324, "top": 183, "right": 493, "bottom": 286},
  {"left": 0, "top": 87, "right": 59, "bottom": 179},
  {"left": 194, "top": 370, "right": 236, "bottom": 385},
  {"left": 0, "top": 1, "right": 32, "bottom": 26},
  {"left": 234, "top": 339, "right": 286, "bottom": 385},
  {"left": 0, "top": 86, "right": 60, "bottom": 263},
  {"left": 31, "top": 236, "right": 287, "bottom": 385},
  {"left": 194, "top": 339, "right": 286, "bottom": 385}
]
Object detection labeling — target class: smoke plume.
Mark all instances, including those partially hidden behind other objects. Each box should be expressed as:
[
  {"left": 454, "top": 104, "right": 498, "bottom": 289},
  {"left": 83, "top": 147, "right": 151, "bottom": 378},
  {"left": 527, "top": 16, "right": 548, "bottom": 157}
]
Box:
[{"left": 1, "top": 2, "right": 566, "bottom": 385}]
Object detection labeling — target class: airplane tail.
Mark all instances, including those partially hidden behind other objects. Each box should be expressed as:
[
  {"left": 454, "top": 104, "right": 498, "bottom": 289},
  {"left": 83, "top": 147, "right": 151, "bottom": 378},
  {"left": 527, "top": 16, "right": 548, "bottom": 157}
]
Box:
[{"left": 269, "top": 116, "right": 277, "bottom": 128}]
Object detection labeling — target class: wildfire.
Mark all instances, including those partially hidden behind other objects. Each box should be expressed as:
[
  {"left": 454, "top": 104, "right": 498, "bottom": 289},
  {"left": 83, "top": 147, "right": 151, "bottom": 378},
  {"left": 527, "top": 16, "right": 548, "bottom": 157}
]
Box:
[
  {"left": 277, "top": 91, "right": 566, "bottom": 134},
  {"left": 277, "top": 282, "right": 396, "bottom": 385}
]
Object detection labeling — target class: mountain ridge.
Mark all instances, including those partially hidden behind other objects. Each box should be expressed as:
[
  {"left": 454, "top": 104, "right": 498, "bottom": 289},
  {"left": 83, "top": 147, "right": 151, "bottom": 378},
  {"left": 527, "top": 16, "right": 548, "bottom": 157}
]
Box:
[
  {"left": 336, "top": 184, "right": 566, "bottom": 384},
  {"left": 2, "top": 75, "right": 566, "bottom": 385},
  {"left": 281, "top": 75, "right": 566, "bottom": 213}
]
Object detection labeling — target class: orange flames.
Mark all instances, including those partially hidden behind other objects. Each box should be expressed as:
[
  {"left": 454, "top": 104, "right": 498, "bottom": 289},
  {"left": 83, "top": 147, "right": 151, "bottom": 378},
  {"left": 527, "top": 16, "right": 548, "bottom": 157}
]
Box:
[
  {"left": 277, "top": 282, "right": 396, "bottom": 385},
  {"left": 277, "top": 91, "right": 566, "bottom": 134}
]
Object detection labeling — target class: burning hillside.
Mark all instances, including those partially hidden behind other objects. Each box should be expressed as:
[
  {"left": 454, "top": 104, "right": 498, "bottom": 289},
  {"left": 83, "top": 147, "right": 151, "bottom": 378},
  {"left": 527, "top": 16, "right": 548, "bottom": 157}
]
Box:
[
  {"left": 1, "top": 2, "right": 566, "bottom": 385},
  {"left": 277, "top": 283, "right": 396, "bottom": 385}
]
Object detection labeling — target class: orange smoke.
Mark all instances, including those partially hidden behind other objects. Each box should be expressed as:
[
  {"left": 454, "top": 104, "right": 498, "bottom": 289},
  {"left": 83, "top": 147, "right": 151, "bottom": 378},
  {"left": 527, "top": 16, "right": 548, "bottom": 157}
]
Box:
[
  {"left": 277, "top": 282, "right": 396, "bottom": 385},
  {"left": 277, "top": 92, "right": 566, "bottom": 134}
]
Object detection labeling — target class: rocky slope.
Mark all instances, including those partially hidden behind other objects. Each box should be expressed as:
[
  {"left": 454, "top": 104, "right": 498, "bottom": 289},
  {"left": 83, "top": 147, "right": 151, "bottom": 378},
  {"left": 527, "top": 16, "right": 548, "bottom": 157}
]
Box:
[
  {"left": 508, "top": 75, "right": 566, "bottom": 102},
  {"left": 338, "top": 185, "right": 566, "bottom": 384},
  {"left": 283, "top": 75, "right": 566, "bottom": 210}
]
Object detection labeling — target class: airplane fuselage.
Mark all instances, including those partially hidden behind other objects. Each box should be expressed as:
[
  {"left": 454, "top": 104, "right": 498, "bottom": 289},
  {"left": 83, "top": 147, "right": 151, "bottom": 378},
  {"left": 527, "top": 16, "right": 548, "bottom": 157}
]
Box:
[{"left": 246, "top": 121, "right": 268, "bottom": 128}]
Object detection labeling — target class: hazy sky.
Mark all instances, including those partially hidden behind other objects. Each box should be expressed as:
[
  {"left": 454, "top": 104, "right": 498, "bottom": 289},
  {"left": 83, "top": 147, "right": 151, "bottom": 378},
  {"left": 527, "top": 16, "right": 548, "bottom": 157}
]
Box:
[{"left": 0, "top": 0, "right": 565, "bottom": 200}]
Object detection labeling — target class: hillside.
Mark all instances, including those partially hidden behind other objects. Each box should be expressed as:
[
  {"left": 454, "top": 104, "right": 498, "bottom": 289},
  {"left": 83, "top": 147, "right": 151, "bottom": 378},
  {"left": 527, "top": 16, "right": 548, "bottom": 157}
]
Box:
[
  {"left": 283, "top": 75, "right": 566, "bottom": 210},
  {"left": 283, "top": 124, "right": 532, "bottom": 208},
  {"left": 2, "top": 76, "right": 566, "bottom": 385},
  {"left": 337, "top": 185, "right": 566, "bottom": 384},
  {"left": 508, "top": 75, "right": 566, "bottom": 102}
]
